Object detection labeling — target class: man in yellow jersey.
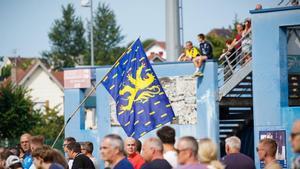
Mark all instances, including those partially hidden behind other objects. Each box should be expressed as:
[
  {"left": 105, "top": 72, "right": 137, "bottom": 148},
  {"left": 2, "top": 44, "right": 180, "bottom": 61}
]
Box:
[{"left": 178, "top": 41, "right": 203, "bottom": 77}]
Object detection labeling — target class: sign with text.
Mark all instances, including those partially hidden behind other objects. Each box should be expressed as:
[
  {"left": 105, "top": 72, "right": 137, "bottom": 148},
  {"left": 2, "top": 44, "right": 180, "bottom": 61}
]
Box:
[
  {"left": 64, "top": 69, "right": 91, "bottom": 89},
  {"left": 259, "top": 130, "right": 287, "bottom": 168}
]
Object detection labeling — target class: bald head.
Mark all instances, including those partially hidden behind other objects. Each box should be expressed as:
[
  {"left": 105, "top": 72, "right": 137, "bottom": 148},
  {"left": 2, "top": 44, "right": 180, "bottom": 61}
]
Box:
[
  {"left": 291, "top": 120, "right": 300, "bottom": 153},
  {"left": 124, "top": 137, "right": 137, "bottom": 156}
]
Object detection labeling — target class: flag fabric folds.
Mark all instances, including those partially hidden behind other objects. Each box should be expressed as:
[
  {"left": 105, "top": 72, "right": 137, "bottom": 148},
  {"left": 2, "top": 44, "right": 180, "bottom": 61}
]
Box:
[{"left": 102, "top": 39, "right": 175, "bottom": 138}]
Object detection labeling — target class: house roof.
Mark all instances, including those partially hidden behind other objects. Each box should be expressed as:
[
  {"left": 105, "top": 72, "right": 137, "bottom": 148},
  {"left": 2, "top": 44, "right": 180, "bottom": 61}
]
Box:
[
  {"left": 147, "top": 53, "right": 166, "bottom": 62},
  {"left": 4, "top": 57, "right": 64, "bottom": 89},
  {"left": 145, "top": 41, "right": 166, "bottom": 51}
]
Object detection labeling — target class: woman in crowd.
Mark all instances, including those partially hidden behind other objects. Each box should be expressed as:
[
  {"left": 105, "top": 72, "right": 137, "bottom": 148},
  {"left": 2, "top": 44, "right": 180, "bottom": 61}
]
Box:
[{"left": 198, "top": 138, "right": 224, "bottom": 169}]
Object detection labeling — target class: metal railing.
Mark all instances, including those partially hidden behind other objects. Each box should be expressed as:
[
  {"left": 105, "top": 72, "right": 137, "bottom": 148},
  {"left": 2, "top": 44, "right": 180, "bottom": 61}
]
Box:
[{"left": 217, "top": 31, "right": 252, "bottom": 88}]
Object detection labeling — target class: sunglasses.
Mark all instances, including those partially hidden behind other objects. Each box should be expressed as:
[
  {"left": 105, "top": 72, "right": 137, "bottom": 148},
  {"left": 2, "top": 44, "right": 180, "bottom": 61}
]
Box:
[
  {"left": 290, "top": 132, "right": 300, "bottom": 139},
  {"left": 176, "top": 148, "right": 189, "bottom": 154}
]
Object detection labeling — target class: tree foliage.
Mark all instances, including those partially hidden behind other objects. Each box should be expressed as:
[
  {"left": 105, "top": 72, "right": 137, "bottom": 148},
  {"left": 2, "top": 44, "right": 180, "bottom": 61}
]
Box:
[
  {"left": 0, "top": 65, "right": 12, "bottom": 79},
  {"left": 206, "top": 35, "right": 226, "bottom": 58},
  {"left": 0, "top": 81, "right": 40, "bottom": 139},
  {"left": 90, "top": 2, "right": 125, "bottom": 65},
  {"left": 43, "top": 4, "right": 87, "bottom": 70},
  {"left": 31, "top": 106, "right": 64, "bottom": 139},
  {"left": 142, "top": 39, "right": 156, "bottom": 49}
]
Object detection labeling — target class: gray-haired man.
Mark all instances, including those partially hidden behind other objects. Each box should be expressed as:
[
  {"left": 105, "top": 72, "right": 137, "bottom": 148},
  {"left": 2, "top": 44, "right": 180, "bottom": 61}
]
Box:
[
  {"left": 100, "top": 134, "right": 133, "bottom": 169},
  {"left": 221, "top": 136, "right": 255, "bottom": 169}
]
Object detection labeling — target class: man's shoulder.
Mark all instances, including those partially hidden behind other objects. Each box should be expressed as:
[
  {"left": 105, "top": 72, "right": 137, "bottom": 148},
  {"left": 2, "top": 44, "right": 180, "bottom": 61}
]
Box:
[
  {"left": 73, "top": 154, "right": 95, "bottom": 169},
  {"left": 224, "top": 153, "right": 253, "bottom": 159},
  {"left": 115, "top": 158, "right": 134, "bottom": 169},
  {"left": 49, "top": 163, "right": 64, "bottom": 169},
  {"left": 222, "top": 153, "right": 255, "bottom": 168},
  {"left": 142, "top": 159, "right": 172, "bottom": 169},
  {"left": 192, "top": 47, "right": 199, "bottom": 51},
  {"left": 175, "top": 163, "right": 207, "bottom": 169},
  {"left": 75, "top": 154, "right": 91, "bottom": 161}
]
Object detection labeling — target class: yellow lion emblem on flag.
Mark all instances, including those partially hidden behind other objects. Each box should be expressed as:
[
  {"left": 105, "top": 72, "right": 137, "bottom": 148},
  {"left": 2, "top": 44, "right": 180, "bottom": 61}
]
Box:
[{"left": 119, "top": 64, "right": 160, "bottom": 111}]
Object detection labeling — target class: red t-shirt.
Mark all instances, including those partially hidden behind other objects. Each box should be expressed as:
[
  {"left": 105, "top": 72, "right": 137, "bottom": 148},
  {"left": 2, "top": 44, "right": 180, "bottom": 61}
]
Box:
[
  {"left": 235, "top": 34, "right": 242, "bottom": 50},
  {"left": 127, "top": 152, "right": 145, "bottom": 169}
]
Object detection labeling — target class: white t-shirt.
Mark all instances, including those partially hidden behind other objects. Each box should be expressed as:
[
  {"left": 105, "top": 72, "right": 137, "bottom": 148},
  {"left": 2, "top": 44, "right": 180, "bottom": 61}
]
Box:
[
  {"left": 163, "top": 150, "right": 178, "bottom": 168},
  {"left": 68, "top": 159, "right": 73, "bottom": 169},
  {"left": 29, "top": 163, "right": 36, "bottom": 169}
]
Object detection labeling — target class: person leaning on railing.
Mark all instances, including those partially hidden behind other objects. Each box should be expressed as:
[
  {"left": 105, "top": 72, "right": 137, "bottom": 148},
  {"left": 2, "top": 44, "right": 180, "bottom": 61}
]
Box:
[{"left": 242, "top": 19, "right": 252, "bottom": 64}]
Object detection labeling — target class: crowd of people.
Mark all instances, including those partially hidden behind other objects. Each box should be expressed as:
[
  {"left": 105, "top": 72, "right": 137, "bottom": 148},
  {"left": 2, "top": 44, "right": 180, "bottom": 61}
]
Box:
[
  {"left": 0, "top": 120, "right": 300, "bottom": 169},
  {"left": 178, "top": 18, "right": 252, "bottom": 78}
]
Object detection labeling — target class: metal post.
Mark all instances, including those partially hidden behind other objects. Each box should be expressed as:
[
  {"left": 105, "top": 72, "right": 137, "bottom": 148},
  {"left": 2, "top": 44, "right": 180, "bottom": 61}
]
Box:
[
  {"left": 166, "top": 0, "right": 181, "bottom": 62},
  {"left": 81, "top": 0, "right": 94, "bottom": 66},
  {"left": 90, "top": 0, "right": 94, "bottom": 66}
]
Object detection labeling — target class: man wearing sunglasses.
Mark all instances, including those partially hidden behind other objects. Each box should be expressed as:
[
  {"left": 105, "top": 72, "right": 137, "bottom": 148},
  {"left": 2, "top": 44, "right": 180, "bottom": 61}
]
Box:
[{"left": 291, "top": 120, "right": 300, "bottom": 169}]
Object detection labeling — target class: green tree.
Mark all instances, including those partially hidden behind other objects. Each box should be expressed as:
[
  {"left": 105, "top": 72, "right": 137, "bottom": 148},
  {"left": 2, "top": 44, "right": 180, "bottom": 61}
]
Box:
[
  {"left": 43, "top": 4, "right": 87, "bottom": 70},
  {"left": 0, "top": 65, "right": 12, "bottom": 79},
  {"left": 31, "top": 105, "right": 64, "bottom": 139},
  {"left": 0, "top": 81, "right": 40, "bottom": 139},
  {"left": 142, "top": 39, "right": 156, "bottom": 49},
  {"left": 91, "top": 2, "right": 125, "bottom": 65},
  {"left": 206, "top": 35, "right": 226, "bottom": 58}
]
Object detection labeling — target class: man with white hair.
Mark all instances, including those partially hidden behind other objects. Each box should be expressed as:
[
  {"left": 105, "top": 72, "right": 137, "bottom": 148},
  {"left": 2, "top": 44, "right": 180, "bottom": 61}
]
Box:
[
  {"left": 141, "top": 137, "right": 172, "bottom": 169},
  {"left": 20, "top": 133, "right": 33, "bottom": 169},
  {"left": 100, "top": 134, "right": 133, "bottom": 169},
  {"left": 221, "top": 136, "right": 255, "bottom": 169}
]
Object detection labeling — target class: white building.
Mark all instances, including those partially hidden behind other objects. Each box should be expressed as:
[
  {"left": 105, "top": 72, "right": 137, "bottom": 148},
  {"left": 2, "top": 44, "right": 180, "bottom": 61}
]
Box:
[
  {"left": 1, "top": 57, "right": 64, "bottom": 115},
  {"left": 145, "top": 41, "right": 167, "bottom": 62}
]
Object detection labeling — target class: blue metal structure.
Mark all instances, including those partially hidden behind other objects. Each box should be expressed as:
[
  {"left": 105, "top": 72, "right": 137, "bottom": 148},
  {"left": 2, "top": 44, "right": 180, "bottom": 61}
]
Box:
[
  {"left": 250, "top": 6, "right": 300, "bottom": 168},
  {"left": 64, "top": 61, "right": 219, "bottom": 168},
  {"left": 64, "top": 6, "right": 300, "bottom": 169}
]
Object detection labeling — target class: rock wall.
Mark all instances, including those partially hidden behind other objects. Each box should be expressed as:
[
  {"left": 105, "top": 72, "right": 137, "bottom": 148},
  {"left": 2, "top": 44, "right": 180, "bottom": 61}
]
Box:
[{"left": 109, "top": 76, "right": 197, "bottom": 125}]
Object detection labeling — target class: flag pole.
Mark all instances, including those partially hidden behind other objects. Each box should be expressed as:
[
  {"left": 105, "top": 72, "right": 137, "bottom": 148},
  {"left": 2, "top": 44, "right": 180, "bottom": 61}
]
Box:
[{"left": 51, "top": 38, "right": 139, "bottom": 148}]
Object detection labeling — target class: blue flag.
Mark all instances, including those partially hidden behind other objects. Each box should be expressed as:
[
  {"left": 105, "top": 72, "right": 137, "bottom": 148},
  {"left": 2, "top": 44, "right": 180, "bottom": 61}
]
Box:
[{"left": 102, "top": 39, "right": 175, "bottom": 138}]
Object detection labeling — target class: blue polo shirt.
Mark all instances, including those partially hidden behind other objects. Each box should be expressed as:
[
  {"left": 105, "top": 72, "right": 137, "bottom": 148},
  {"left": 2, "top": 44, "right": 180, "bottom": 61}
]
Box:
[{"left": 114, "top": 158, "right": 134, "bottom": 169}]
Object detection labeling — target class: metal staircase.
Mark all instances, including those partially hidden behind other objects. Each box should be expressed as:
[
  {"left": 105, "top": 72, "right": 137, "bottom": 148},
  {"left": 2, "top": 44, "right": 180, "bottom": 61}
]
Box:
[
  {"left": 217, "top": 28, "right": 300, "bottom": 158},
  {"left": 217, "top": 31, "right": 254, "bottom": 157}
]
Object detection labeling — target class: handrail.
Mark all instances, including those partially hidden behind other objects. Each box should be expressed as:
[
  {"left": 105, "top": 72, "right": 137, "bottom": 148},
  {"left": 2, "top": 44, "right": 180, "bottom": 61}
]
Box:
[
  {"left": 217, "top": 30, "right": 252, "bottom": 89},
  {"left": 219, "top": 30, "right": 252, "bottom": 61}
]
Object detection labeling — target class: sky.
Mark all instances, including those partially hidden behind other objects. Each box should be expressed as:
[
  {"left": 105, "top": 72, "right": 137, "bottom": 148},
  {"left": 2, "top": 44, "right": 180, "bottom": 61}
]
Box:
[{"left": 0, "top": 0, "right": 277, "bottom": 57}]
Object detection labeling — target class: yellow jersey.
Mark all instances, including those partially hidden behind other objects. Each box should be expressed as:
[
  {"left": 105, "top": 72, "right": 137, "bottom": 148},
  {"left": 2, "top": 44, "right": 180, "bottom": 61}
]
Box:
[{"left": 185, "top": 47, "right": 200, "bottom": 58}]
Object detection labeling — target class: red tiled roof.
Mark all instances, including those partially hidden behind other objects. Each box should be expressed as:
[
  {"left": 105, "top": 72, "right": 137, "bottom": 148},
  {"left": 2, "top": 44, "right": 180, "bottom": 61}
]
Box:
[
  {"left": 145, "top": 41, "right": 166, "bottom": 51},
  {"left": 52, "top": 71, "right": 64, "bottom": 86},
  {"left": 5, "top": 57, "right": 64, "bottom": 87},
  {"left": 8, "top": 57, "right": 37, "bottom": 83}
]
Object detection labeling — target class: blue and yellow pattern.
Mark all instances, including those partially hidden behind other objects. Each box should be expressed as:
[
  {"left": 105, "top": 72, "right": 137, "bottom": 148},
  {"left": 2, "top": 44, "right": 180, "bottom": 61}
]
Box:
[{"left": 102, "top": 39, "right": 175, "bottom": 138}]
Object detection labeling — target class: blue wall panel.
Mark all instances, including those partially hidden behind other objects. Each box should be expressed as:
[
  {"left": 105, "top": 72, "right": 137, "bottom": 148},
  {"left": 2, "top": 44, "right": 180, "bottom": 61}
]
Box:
[{"left": 251, "top": 7, "right": 300, "bottom": 168}]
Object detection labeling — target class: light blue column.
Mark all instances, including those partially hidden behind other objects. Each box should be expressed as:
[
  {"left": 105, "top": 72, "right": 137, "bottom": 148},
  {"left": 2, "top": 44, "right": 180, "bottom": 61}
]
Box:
[
  {"left": 196, "top": 61, "right": 219, "bottom": 144},
  {"left": 64, "top": 89, "right": 85, "bottom": 135}
]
